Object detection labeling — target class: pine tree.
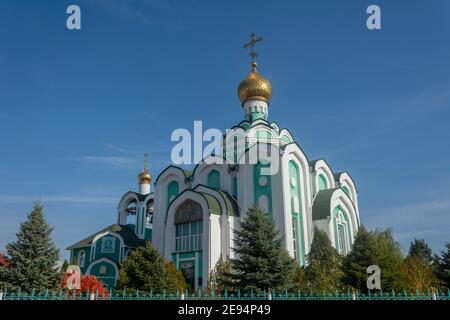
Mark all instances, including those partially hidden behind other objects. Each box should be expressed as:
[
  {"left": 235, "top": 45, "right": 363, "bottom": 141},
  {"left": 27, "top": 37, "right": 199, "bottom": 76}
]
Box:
[
  {"left": 305, "top": 228, "right": 343, "bottom": 293},
  {"left": 231, "top": 206, "right": 296, "bottom": 293},
  {"left": 437, "top": 243, "right": 450, "bottom": 288},
  {"left": 4, "top": 202, "right": 60, "bottom": 293},
  {"left": 207, "top": 255, "right": 233, "bottom": 293},
  {"left": 116, "top": 241, "right": 178, "bottom": 293},
  {"left": 407, "top": 239, "right": 433, "bottom": 265}
]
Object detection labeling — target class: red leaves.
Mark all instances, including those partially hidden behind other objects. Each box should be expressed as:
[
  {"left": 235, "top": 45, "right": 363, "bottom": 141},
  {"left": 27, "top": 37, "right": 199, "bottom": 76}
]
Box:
[
  {"left": 61, "top": 273, "right": 109, "bottom": 297},
  {"left": 0, "top": 252, "right": 10, "bottom": 267}
]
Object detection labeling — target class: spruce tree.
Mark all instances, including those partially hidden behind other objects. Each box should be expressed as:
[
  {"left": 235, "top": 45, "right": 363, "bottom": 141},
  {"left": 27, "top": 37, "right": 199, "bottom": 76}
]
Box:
[
  {"left": 306, "top": 228, "right": 343, "bottom": 293},
  {"left": 407, "top": 239, "right": 433, "bottom": 265},
  {"left": 231, "top": 206, "right": 296, "bottom": 293},
  {"left": 116, "top": 241, "right": 178, "bottom": 293},
  {"left": 5, "top": 202, "right": 60, "bottom": 293}
]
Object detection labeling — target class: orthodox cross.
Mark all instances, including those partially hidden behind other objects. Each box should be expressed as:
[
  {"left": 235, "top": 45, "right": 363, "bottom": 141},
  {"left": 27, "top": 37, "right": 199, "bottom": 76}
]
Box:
[
  {"left": 243, "top": 32, "right": 263, "bottom": 63},
  {"left": 144, "top": 153, "right": 149, "bottom": 170}
]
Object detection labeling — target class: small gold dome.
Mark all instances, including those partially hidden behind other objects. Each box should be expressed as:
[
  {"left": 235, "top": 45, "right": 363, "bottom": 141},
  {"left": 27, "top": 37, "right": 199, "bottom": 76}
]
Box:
[
  {"left": 238, "top": 62, "right": 272, "bottom": 103},
  {"left": 138, "top": 169, "right": 151, "bottom": 184}
]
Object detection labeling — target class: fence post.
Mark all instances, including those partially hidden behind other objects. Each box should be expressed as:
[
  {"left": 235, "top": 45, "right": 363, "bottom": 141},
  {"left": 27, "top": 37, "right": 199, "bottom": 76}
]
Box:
[
  {"left": 89, "top": 289, "right": 95, "bottom": 301},
  {"left": 431, "top": 287, "right": 437, "bottom": 301},
  {"left": 267, "top": 288, "right": 272, "bottom": 301},
  {"left": 0, "top": 289, "right": 3, "bottom": 301},
  {"left": 351, "top": 289, "right": 356, "bottom": 301}
]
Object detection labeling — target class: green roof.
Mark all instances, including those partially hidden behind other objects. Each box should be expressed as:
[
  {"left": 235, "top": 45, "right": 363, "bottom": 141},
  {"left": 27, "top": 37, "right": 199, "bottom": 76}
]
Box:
[
  {"left": 312, "top": 188, "right": 340, "bottom": 220},
  {"left": 217, "top": 190, "right": 239, "bottom": 217},
  {"left": 200, "top": 192, "right": 221, "bottom": 215},
  {"left": 66, "top": 224, "right": 146, "bottom": 250},
  {"left": 193, "top": 184, "right": 239, "bottom": 217}
]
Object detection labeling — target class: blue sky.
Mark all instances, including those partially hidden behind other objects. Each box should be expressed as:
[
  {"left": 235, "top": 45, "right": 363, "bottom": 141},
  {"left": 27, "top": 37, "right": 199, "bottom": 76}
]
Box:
[{"left": 0, "top": 0, "right": 449, "bottom": 260}]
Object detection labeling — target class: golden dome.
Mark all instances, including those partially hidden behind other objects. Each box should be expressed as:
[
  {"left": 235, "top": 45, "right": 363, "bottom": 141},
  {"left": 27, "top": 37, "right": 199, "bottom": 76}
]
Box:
[
  {"left": 138, "top": 169, "right": 151, "bottom": 184},
  {"left": 138, "top": 153, "right": 151, "bottom": 184},
  {"left": 238, "top": 62, "right": 272, "bottom": 103}
]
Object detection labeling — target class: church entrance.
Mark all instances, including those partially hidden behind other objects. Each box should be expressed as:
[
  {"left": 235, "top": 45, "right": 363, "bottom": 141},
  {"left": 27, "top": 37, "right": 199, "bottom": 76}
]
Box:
[{"left": 180, "top": 260, "right": 195, "bottom": 291}]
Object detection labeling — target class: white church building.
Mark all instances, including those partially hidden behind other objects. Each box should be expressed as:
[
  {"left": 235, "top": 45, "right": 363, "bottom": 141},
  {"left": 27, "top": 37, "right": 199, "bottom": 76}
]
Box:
[{"left": 68, "top": 38, "right": 361, "bottom": 291}]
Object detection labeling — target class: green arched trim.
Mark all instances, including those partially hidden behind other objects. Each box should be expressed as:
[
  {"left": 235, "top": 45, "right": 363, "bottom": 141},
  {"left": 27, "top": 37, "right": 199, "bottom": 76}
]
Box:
[
  {"left": 289, "top": 160, "right": 306, "bottom": 266},
  {"left": 342, "top": 185, "right": 350, "bottom": 197},
  {"left": 318, "top": 174, "right": 328, "bottom": 191}
]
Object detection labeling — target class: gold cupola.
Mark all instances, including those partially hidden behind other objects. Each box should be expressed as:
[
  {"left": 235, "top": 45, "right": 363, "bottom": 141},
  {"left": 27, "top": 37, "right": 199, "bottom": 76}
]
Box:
[
  {"left": 238, "top": 33, "right": 272, "bottom": 104},
  {"left": 238, "top": 61, "right": 272, "bottom": 103},
  {"left": 137, "top": 154, "right": 151, "bottom": 185}
]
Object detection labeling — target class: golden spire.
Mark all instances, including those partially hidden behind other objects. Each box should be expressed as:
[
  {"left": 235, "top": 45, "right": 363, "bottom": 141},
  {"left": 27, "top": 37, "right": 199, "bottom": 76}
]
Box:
[
  {"left": 137, "top": 153, "right": 151, "bottom": 184},
  {"left": 238, "top": 33, "right": 272, "bottom": 103}
]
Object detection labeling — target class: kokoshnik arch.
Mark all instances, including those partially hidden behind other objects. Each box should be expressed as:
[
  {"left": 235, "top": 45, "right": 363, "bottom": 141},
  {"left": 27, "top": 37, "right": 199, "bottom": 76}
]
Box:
[{"left": 67, "top": 34, "right": 361, "bottom": 290}]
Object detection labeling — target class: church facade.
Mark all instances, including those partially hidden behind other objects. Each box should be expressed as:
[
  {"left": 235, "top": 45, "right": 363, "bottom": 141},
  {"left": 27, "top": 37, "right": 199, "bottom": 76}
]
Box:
[{"left": 67, "top": 44, "right": 361, "bottom": 291}]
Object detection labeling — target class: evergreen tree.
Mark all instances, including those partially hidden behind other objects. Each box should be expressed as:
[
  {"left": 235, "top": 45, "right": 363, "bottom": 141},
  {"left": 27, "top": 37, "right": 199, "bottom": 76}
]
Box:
[
  {"left": 231, "top": 206, "right": 296, "bottom": 293},
  {"left": 116, "top": 242, "right": 178, "bottom": 293},
  {"left": 437, "top": 243, "right": 450, "bottom": 288},
  {"left": 305, "top": 228, "right": 343, "bottom": 293},
  {"left": 207, "top": 255, "right": 233, "bottom": 293},
  {"left": 343, "top": 226, "right": 406, "bottom": 292},
  {"left": 60, "top": 259, "right": 69, "bottom": 273},
  {"left": 407, "top": 239, "right": 433, "bottom": 265},
  {"left": 4, "top": 202, "right": 60, "bottom": 293},
  {"left": 342, "top": 226, "right": 377, "bottom": 291}
]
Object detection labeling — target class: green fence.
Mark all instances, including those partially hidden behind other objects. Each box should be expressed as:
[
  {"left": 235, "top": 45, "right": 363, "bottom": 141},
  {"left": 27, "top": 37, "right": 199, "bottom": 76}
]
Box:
[{"left": 1, "top": 288, "right": 450, "bottom": 300}]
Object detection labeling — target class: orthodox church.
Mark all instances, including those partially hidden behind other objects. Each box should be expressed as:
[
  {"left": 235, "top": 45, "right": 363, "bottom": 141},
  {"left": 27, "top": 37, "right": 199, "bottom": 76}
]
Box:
[{"left": 67, "top": 35, "right": 361, "bottom": 290}]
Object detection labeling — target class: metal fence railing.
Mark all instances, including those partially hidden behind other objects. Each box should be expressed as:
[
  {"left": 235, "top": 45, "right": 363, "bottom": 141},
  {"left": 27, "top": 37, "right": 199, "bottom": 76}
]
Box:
[{"left": 1, "top": 288, "right": 449, "bottom": 301}]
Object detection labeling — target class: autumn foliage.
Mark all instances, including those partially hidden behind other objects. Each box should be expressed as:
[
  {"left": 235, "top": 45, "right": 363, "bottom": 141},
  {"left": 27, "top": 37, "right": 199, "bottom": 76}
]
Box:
[
  {"left": 61, "top": 273, "right": 109, "bottom": 297},
  {"left": 0, "top": 252, "right": 10, "bottom": 267}
]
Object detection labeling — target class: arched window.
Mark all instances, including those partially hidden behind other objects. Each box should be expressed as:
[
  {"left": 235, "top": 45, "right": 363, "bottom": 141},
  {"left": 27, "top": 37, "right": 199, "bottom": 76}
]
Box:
[
  {"left": 145, "top": 198, "right": 154, "bottom": 225},
  {"left": 334, "top": 207, "right": 349, "bottom": 255},
  {"left": 125, "top": 199, "right": 137, "bottom": 226},
  {"left": 318, "top": 174, "right": 328, "bottom": 191},
  {"left": 167, "top": 181, "right": 179, "bottom": 206},
  {"left": 174, "top": 200, "right": 203, "bottom": 252},
  {"left": 207, "top": 170, "right": 221, "bottom": 190}
]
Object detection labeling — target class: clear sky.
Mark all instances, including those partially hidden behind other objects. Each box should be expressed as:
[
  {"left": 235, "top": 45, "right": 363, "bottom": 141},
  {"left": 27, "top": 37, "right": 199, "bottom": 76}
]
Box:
[{"left": 0, "top": 0, "right": 449, "bottom": 260}]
